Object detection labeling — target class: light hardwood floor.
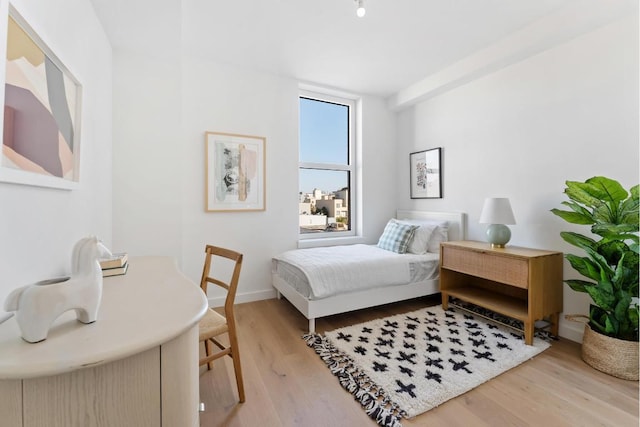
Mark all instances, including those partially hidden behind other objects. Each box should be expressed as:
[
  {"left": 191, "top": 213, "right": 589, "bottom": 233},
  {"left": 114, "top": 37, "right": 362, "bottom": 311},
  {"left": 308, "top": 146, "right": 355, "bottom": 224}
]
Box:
[{"left": 199, "top": 296, "right": 639, "bottom": 427}]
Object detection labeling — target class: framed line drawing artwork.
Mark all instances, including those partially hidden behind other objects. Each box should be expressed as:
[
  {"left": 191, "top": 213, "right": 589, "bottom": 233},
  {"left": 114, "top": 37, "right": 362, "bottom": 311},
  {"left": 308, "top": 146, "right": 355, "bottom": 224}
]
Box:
[
  {"left": 205, "top": 131, "right": 266, "bottom": 212},
  {"left": 410, "top": 147, "right": 442, "bottom": 199},
  {"left": 0, "top": 6, "right": 83, "bottom": 190}
]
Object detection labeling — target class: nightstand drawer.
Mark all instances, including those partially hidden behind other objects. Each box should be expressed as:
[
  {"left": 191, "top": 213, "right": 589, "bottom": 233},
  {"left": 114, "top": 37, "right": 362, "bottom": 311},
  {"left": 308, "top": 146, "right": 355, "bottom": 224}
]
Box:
[{"left": 441, "top": 245, "right": 529, "bottom": 288}]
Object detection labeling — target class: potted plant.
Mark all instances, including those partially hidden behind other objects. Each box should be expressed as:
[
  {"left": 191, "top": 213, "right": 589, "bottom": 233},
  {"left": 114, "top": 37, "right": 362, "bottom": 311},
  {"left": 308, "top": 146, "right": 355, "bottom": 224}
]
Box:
[{"left": 551, "top": 176, "right": 638, "bottom": 380}]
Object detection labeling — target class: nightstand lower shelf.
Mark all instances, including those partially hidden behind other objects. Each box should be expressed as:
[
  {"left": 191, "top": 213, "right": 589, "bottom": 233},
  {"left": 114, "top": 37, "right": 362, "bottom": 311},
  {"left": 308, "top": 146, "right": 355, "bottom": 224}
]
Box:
[{"left": 442, "top": 287, "right": 528, "bottom": 322}]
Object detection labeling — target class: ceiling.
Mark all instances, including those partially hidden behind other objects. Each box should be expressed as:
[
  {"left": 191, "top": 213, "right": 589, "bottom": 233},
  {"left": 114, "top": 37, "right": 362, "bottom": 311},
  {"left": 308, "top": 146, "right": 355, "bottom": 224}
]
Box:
[{"left": 89, "top": 0, "right": 601, "bottom": 97}]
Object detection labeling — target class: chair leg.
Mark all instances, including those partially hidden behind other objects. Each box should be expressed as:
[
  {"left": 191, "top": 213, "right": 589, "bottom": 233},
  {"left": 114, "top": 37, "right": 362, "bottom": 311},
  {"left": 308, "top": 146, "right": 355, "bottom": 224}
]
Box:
[
  {"left": 228, "top": 328, "right": 245, "bottom": 403},
  {"left": 205, "top": 339, "right": 214, "bottom": 370}
]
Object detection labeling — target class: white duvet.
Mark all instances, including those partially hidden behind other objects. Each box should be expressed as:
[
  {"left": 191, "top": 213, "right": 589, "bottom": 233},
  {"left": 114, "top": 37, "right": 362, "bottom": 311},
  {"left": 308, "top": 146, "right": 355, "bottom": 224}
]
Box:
[{"left": 273, "top": 244, "right": 436, "bottom": 299}]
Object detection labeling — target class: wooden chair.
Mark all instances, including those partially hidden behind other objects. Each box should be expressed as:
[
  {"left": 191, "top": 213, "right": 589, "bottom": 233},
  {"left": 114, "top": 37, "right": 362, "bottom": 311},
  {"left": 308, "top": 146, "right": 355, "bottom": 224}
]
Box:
[{"left": 198, "top": 245, "right": 245, "bottom": 403}]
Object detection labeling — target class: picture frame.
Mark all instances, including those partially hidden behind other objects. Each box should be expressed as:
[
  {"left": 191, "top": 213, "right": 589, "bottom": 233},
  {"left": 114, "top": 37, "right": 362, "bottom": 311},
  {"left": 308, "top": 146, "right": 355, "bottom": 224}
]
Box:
[
  {"left": 205, "top": 131, "right": 266, "bottom": 212},
  {"left": 0, "top": 5, "right": 83, "bottom": 190},
  {"left": 410, "top": 147, "right": 442, "bottom": 199}
]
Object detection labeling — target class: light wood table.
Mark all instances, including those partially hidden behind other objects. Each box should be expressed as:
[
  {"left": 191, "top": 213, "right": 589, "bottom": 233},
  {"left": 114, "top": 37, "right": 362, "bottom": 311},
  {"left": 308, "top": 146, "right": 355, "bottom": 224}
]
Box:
[
  {"left": 440, "top": 241, "right": 563, "bottom": 345},
  {"left": 0, "top": 256, "right": 208, "bottom": 427}
]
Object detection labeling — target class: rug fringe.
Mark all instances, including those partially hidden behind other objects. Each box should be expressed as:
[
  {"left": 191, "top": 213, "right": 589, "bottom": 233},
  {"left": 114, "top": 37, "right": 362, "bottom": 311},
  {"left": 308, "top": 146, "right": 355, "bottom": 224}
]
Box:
[{"left": 303, "top": 333, "right": 406, "bottom": 427}]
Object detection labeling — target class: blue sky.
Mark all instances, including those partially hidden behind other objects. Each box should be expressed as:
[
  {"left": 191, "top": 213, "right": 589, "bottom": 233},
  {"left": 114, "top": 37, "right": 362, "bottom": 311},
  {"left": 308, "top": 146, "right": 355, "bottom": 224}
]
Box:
[{"left": 299, "top": 97, "right": 349, "bottom": 194}]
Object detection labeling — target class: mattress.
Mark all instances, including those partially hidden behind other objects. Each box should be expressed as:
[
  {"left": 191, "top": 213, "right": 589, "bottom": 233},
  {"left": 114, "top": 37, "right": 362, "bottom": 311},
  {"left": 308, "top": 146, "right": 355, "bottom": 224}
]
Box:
[{"left": 272, "top": 245, "right": 440, "bottom": 300}]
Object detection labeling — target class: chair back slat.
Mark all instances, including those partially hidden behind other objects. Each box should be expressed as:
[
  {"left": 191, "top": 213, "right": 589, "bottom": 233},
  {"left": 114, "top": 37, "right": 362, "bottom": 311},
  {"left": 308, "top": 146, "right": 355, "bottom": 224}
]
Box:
[{"left": 199, "top": 245, "right": 243, "bottom": 317}]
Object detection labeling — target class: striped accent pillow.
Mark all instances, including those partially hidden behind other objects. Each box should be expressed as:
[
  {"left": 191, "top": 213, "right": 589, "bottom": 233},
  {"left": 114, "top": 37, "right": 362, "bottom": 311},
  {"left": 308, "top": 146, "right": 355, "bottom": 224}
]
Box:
[{"left": 377, "top": 219, "right": 419, "bottom": 254}]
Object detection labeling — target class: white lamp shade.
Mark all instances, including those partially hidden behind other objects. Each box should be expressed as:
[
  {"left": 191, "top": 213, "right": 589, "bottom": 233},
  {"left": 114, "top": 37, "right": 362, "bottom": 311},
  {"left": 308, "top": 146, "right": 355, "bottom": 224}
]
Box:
[{"left": 479, "top": 198, "right": 516, "bottom": 225}]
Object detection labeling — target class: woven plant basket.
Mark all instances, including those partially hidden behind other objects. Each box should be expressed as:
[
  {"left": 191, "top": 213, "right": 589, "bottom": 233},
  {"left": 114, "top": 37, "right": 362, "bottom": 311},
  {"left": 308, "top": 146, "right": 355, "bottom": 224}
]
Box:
[{"left": 582, "top": 323, "right": 639, "bottom": 381}]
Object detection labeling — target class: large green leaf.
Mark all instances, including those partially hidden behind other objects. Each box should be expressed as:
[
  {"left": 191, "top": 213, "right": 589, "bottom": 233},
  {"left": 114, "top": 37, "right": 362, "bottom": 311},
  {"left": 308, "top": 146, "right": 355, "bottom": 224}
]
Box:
[
  {"left": 584, "top": 283, "right": 615, "bottom": 311},
  {"left": 585, "top": 176, "right": 628, "bottom": 204},
  {"left": 565, "top": 183, "right": 602, "bottom": 208},
  {"left": 550, "top": 208, "right": 593, "bottom": 225},
  {"left": 613, "top": 291, "right": 632, "bottom": 321},
  {"left": 630, "top": 306, "right": 639, "bottom": 330},
  {"left": 559, "top": 231, "right": 596, "bottom": 251},
  {"left": 565, "top": 279, "right": 595, "bottom": 293},
  {"left": 566, "top": 254, "right": 601, "bottom": 281},
  {"left": 589, "top": 305, "right": 608, "bottom": 333}
]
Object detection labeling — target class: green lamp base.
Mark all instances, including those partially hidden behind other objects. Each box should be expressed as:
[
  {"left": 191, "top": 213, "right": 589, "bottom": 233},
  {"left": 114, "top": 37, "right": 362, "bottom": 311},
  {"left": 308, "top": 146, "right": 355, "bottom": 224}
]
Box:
[{"left": 486, "top": 224, "right": 511, "bottom": 248}]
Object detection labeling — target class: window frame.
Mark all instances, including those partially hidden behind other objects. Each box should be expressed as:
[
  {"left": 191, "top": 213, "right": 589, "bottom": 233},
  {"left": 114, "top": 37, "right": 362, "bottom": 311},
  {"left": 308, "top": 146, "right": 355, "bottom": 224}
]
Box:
[{"left": 298, "top": 89, "right": 357, "bottom": 241}]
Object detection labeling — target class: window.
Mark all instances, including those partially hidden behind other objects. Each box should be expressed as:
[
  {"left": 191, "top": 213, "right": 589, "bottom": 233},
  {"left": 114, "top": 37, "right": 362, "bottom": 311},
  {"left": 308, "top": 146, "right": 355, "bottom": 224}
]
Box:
[{"left": 299, "top": 89, "right": 356, "bottom": 238}]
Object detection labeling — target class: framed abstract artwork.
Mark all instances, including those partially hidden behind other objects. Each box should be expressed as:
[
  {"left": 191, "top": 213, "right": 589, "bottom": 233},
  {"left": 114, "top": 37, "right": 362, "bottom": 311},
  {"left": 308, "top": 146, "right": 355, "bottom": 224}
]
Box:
[
  {"left": 410, "top": 147, "right": 442, "bottom": 199},
  {"left": 0, "top": 6, "right": 83, "bottom": 190},
  {"left": 205, "top": 131, "right": 266, "bottom": 212}
]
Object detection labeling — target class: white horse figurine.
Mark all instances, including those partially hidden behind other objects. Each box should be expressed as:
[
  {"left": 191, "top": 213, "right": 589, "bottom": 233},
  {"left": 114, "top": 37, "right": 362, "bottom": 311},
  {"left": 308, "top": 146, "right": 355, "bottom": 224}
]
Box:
[{"left": 4, "top": 236, "right": 112, "bottom": 343}]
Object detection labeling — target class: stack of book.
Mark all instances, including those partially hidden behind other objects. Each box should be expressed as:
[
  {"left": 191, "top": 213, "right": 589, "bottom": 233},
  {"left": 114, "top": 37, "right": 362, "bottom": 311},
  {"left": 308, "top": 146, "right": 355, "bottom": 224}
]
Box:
[{"left": 99, "top": 252, "right": 129, "bottom": 277}]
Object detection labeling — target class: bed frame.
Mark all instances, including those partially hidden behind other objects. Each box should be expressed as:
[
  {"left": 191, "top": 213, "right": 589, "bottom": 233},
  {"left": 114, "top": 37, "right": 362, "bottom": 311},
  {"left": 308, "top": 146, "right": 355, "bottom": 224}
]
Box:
[{"left": 273, "top": 210, "right": 467, "bottom": 332}]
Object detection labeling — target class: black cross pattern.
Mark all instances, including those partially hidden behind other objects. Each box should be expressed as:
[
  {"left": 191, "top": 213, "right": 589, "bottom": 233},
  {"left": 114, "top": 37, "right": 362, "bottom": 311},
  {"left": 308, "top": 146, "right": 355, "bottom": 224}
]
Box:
[
  {"left": 425, "top": 369, "right": 443, "bottom": 383},
  {"left": 497, "top": 342, "right": 512, "bottom": 350},
  {"left": 424, "top": 331, "right": 443, "bottom": 343},
  {"left": 354, "top": 345, "right": 367, "bottom": 356},
  {"left": 464, "top": 321, "right": 481, "bottom": 330},
  {"left": 449, "top": 358, "right": 473, "bottom": 374},
  {"left": 372, "top": 361, "right": 388, "bottom": 372},
  {"left": 395, "top": 380, "right": 417, "bottom": 398},
  {"left": 426, "top": 343, "right": 440, "bottom": 353},
  {"left": 396, "top": 351, "right": 417, "bottom": 365},
  {"left": 403, "top": 340, "right": 416, "bottom": 350},
  {"left": 381, "top": 327, "right": 397, "bottom": 338},
  {"left": 406, "top": 316, "right": 420, "bottom": 324},
  {"left": 445, "top": 320, "right": 458, "bottom": 326},
  {"left": 492, "top": 332, "right": 507, "bottom": 340},
  {"left": 473, "top": 349, "right": 496, "bottom": 362},
  {"left": 358, "top": 336, "right": 369, "bottom": 343},
  {"left": 375, "top": 337, "right": 394, "bottom": 347},
  {"left": 445, "top": 312, "right": 455, "bottom": 319},
  {"left": 374, "top": 348, "right": 391, "bottom": 359},
  {"left": 407, "top": 323, "right": 418, "bottom": 330},
  {"left": 384, "top": 320, "right": 399, "bottom": 329},
  {"left": 425, "top": 357, "right": 444, "bottom": 369},
  {"left": 426, "top": 326, "right": 438, "bottom": 332},
  {"left": 450, "top": 348, "right": 466, "bottom": 356},
  {"left": 449, "top": 337, "right": 463, "bottom": 346},
  {"left": 361, "top": 326, "right": 373, "bottom": 334},
  {"left": 336, "top": 332, "right": 352, "bottom": 342},
  {"left": 449, "top": 328, "right": 459, "bottom": 335},
  {"left": 399, "top": 365, "right": 415, "bottom": 377},
  {"left": 404, "top": 331, "right": 416, "bottom": 340},
  {"left": 469, "top": 337, "right": 486, "bottom": 348}
]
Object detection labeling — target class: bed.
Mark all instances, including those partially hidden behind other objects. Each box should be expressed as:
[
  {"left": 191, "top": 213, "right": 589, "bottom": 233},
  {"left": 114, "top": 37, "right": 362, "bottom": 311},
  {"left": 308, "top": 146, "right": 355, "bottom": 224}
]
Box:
[{"left": 272, "top": 210, "right": 467, "bottom": 332}]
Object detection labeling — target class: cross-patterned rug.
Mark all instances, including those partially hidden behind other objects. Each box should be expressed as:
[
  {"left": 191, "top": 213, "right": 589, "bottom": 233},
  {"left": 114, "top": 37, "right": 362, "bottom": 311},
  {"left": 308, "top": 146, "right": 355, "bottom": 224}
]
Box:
[{"left": 304, "top": 305, "right": 550, "bottom": 427}]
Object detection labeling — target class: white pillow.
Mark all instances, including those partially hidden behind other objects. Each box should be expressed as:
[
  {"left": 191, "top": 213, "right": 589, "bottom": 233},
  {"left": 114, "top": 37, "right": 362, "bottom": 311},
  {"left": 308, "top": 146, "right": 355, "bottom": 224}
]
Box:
[
  {"left": 400, "top": 219, "right": 449, "bottom": 253},
  {"left": 396, "top": 220, "right": 438, "bottom": 255}
]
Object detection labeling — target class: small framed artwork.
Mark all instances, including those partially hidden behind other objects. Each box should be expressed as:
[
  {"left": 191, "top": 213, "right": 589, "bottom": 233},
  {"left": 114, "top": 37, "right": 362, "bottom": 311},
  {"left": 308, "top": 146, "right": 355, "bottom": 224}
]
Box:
[
  {"left": 205, "top": 131, "right": 266, "bottom": 212},
  {"left": 1, "top": 6, "right": 83, "bottom": 190},
  {"left": 410, "top": 147, "right": 442, "bottom": 199}
]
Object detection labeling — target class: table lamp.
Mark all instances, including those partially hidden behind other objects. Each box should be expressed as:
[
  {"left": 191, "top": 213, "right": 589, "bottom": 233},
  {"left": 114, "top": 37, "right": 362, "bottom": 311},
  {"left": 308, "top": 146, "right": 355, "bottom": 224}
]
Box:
[{"left": 479, "top": 197, "right": 516, "bottom": 248}]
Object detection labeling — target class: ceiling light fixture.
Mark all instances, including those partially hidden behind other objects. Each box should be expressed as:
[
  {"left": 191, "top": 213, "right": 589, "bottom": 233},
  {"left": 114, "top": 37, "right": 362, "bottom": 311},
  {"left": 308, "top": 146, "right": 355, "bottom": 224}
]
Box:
[{"left": 355, "top": 0, "right": 366, "bottom": 17}]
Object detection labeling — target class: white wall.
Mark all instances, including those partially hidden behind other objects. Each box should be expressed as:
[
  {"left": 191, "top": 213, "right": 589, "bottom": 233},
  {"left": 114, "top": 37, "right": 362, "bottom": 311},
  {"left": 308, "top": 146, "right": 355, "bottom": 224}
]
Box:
[
  {"left": 396, "top": 15, "right": 638, "bottom": 341},
  {"left": 0, "top": 0, "right": 112, "bottom": 304},
  {"left": 111, "top": 53, "right": 397, "bottom": 304}
]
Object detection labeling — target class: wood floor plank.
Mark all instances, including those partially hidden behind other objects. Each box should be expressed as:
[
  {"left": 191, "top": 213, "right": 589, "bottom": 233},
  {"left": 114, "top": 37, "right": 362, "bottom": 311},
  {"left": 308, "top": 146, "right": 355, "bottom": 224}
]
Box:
[{"left": 199, "top": 298, "right": 640, "bottom": 427}]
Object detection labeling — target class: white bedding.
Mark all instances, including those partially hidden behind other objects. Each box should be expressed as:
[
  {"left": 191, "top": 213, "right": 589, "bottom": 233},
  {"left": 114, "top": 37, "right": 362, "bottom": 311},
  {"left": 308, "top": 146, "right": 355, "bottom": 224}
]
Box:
[{"left": 272, "top": 244, "right": 439, "bottom": 300}]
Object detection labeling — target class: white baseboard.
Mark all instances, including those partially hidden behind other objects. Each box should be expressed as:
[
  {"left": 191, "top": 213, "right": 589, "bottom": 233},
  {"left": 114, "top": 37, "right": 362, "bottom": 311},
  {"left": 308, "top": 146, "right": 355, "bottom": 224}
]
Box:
[
  {"left": 207, "top": 288, "right": 277, "bottom": 308},
  {"left": 559, "top": 318, "right": 584, "bottom": 343}
]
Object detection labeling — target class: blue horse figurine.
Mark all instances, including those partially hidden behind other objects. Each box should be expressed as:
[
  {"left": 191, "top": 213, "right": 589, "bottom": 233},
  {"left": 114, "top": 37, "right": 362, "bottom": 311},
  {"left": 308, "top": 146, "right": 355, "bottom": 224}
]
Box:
[{"left": 4, "top": 236, "right": 112, "bottom": 343}]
